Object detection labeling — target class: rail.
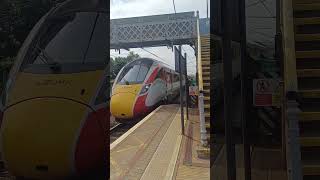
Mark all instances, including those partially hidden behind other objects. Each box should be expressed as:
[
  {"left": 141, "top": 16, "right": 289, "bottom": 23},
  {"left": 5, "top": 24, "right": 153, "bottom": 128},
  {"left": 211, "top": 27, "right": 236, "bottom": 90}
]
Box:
[
  {"left": 280, "top": 0, "right": 302, "bottom": 179},
  {"left": 196, "top": 12, "right": 207, "bottom": 147},
  {"left": 281, "top": 0, "right": 297, "bottom": 92},
  {"left": 197, "top": 20, "right": 204, "bottom": 92}
]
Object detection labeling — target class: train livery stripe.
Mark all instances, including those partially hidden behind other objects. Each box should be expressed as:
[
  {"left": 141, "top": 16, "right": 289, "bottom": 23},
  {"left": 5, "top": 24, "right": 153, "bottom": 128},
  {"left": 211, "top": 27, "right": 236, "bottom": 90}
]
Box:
[
  {"left": 131, "top": 66, "right": 160, "bottom": 115},
  {"left": 111, "top": 59, "right": 181, "bottom": 120},
  {"left": 145, "top": 66, "right": 159, "bottom": 84},
  {"left": 133, "top": 94, "right": 148, "bottom": 117},
  {"left": 74, "top": 107, "right": 108, "bottom": 175}
]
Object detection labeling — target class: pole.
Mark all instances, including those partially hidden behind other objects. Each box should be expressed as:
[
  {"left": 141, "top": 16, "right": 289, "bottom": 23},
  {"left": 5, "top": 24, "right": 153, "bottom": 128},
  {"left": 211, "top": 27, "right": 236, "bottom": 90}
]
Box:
[
  {"left": 222, "top": 0, "right": 236, "bottom": 179},
  {"left": 184, "top": 53, "right": 189, "bottom": 120},
  {"left": 207, "top": 0, "right": 209, "bottom": 19},
  {"left": 239, "top": 0, "right": 251, "bottom": 179},
  {"left": 179, "top": 45, "right": 185, "bottom": 135},
  {"left": 286, "top": 92, "right": 303, "bottom": 180},
  {"left": 276, "top": 0, "right": 286, "bottom": 169},
  {"left": 276, "top": 0, "right": 280, "bottom": 33}
]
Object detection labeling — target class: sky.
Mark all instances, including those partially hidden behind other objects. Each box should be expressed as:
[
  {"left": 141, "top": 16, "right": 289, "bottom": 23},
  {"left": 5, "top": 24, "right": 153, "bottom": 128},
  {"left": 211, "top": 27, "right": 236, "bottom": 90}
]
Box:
[
  {"left": 110, "top": 0, "right": 276, "bottom": 75},
  {"left": 110, "top": 0, "right": 210, "bottom": 75}
]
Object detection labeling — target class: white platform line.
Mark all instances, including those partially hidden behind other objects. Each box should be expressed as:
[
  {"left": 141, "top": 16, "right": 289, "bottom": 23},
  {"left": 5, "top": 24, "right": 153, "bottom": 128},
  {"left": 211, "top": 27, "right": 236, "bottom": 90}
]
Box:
[
  {"left": 166, "top": 132, "right": 183, "bottom": 179},
  {"left": 110, "top": 105, "right": 163, "bottom": 150},
  {"left": 140, "top": 111, "right": 180, "bottom": 180},
  {"left": 140, "top": 108, "right": 186, "bottom": 180}
]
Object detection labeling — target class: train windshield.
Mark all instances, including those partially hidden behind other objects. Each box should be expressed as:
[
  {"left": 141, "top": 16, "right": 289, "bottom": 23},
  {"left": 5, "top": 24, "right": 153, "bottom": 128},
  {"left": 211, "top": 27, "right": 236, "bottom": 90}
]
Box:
[
  {"left": 117, "top": 59, "right": 153, "bottom": 85},
  {"left": 21, "top": 11, "right": 108, "bottom": 70}
]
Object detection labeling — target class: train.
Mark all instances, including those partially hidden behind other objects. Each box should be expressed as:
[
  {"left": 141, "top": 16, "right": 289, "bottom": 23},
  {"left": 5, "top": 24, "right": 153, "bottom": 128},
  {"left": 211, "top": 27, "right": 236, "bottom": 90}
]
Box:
[
  {"left": 110, "top": 58, "right": 183, "bottom": 122},
  {"left": 0, "top": 0, "right": 108, "bottom": 179}
]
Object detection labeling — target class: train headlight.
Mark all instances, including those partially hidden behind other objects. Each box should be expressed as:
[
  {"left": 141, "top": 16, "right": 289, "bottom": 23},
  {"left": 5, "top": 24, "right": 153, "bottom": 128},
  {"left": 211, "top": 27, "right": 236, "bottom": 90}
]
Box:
[{"left": 140, "top": 84, "right": 151, "bottom": 94}]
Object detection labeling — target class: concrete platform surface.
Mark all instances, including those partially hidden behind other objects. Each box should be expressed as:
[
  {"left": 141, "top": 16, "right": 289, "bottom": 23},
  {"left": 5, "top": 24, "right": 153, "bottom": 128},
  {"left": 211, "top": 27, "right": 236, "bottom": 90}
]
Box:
[
  {"left": 173, "top": 108, "right": 210, "bottom": 180},
  {"left": 110, "top": 104, "right": 184, "bottom": 180}
]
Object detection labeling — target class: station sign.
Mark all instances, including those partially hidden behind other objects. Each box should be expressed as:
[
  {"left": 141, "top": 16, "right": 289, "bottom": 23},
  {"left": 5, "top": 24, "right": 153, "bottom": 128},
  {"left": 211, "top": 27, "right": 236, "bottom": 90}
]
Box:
[{"left": 253, "top": 79, "right": 282, "bottom": 107}]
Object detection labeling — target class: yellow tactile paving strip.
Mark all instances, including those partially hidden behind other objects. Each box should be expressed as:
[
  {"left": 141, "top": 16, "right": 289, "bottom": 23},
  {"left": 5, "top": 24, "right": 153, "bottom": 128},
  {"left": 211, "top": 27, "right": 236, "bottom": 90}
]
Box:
[
  {"left": 140, "top": 110, "right": 182, "bottom": 180},
  {"left": 174, "top": 109, "right": 210, "bottom": 180},
  {"left": 110, "top": 105, "right": 179, "bottom": 180}
]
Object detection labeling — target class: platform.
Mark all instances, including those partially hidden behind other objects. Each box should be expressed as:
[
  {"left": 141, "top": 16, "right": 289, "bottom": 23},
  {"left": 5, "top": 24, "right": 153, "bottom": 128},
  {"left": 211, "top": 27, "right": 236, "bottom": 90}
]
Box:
[
  {"left": 110, "top": 104, "right": 209, "bottom": 180},
  {"left": 211, "top": 145, "right": 287, "bottom": 180},
  {"left": 173, "top": 108, "right": 210, "bottom": 180}
]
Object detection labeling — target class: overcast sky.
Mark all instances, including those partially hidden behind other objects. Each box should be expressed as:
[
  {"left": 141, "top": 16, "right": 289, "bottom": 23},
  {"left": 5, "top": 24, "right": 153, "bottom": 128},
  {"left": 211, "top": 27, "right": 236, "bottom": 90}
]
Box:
[
  {"left": 110, "top": 0, "right": 210, "bottom": 75},
  {"left": 110, "top": 0, "right": 276, "bottom": 75}
]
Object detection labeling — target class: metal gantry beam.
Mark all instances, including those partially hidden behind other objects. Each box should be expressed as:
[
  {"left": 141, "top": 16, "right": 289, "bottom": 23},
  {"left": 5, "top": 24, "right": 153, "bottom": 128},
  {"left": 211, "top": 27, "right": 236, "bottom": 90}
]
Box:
[{"left": 110, "top": 12, "right": 197, "bottom": 49}]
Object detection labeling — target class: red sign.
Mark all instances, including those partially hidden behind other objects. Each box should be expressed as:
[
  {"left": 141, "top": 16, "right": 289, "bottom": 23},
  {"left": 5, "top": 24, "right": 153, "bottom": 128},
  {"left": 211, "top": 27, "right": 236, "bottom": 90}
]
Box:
[
  {"left": 253, "top": 79, "right": 281, "bottom": 107},
  {"left": 254, "top": 94, "right": 272, "bottom": 106}
]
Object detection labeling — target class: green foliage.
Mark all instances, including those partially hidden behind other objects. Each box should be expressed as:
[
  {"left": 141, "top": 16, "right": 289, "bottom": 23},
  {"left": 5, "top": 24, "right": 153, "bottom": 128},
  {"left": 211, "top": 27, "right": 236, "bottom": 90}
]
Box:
[
  {"left": 0, "top": 0, "right": 64, "bottom": 58},
  {"left": 0, "top": 0, "right": 65, "bottom": 87},
  {"left": 110, "top": 52, "right": 140, "bottom": 80}
]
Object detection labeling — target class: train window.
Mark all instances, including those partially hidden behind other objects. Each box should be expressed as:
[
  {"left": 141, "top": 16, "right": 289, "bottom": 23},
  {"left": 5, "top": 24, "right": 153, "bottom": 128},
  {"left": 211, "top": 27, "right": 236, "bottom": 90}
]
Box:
[
  {"left": 137, "top": 65, "right": 150, "bottom": 82},
  {"left": 117, "top": 59, "right": 153, "bottom": 85},
  {"left": 120, "top": 65, "right": 140, "bottom": 83},
  {"left": 22, "top": 12, "right": 108, "bottom": 69},
  {"left": 85, "top": 13, "right": 108, "bottom": 63}
]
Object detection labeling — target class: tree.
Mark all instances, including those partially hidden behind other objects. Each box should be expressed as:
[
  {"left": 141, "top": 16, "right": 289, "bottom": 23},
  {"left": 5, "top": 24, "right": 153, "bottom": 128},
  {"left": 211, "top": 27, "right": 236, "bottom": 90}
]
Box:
[
  {"left": 0, "top": 0, "right": 64, "bottom": 59},
  {"left": 110, "top": 51, "right": 140, "bottom": 80}
]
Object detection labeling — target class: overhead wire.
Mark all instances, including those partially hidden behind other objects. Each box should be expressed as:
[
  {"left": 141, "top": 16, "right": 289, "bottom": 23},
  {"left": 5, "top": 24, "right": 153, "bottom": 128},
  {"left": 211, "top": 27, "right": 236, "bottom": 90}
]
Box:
[
  {"left": 170, "top": 0, "right": 197, "bottom": 70},
  {"left": 140, "top": 47, "right": 168, "bottom": 62},
  {"left": 172, "top": 0, "right": 176, "bottom": 13}
]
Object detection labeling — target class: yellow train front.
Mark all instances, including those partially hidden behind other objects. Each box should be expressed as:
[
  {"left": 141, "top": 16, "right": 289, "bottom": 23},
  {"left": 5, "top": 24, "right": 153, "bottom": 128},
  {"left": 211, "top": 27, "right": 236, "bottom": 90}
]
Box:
[
  {"left": 111, "top": 58, "right": 181, "bottom": 122},
  {"left": 0, "top": 0, "right": 109, "bottom": 179}
]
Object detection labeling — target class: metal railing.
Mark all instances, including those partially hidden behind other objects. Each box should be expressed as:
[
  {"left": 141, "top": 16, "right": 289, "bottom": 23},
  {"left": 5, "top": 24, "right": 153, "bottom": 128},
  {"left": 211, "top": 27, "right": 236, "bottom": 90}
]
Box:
[
  {"left": 281, "top": 0, "right": 302, "bottom": 179},
  {"left": 196, "top": 13, "right": 207, "bottom": 147}
]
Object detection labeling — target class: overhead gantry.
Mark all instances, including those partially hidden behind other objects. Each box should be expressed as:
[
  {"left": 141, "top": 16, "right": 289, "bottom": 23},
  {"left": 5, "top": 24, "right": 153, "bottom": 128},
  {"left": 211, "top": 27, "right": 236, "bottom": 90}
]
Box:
[{"left": 110, "top": 12, "right": 211, "bottom": 155}]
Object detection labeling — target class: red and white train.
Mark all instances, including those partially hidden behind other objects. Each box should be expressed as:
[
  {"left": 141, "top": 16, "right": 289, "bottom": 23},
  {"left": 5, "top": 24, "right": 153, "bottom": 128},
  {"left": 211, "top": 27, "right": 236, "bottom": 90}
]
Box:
[{"left": 110, "top": 58, "right": 183, "bottom": 121}]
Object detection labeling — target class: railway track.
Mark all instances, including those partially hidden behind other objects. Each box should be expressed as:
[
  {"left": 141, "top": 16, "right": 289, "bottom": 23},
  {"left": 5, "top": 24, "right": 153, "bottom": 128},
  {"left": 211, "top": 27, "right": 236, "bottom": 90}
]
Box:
[{"left": 110, "top": 122, "right": 136, "bottom": 144}]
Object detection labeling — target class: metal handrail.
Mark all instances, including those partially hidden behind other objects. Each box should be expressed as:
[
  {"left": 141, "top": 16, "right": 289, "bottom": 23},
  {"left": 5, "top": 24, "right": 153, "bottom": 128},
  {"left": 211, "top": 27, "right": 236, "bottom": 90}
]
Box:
[
  {"left": 281, "top": 0, "right": 302, "bottom": 179},
  {"left": 197, "top": 18, "right": 204, "bottom": 92},
  {"left": 196, "top": 12, "right": 207, "bottom": 147},
  {"left": 282, "top": 0, "right": 298, "bottom": 92}
]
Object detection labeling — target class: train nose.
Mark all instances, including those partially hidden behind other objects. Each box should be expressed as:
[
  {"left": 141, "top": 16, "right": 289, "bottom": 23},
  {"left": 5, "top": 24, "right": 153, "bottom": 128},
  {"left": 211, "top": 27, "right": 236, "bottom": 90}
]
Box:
[
  {"left": 1, "top": 98, "right": 88, "bottom": 178},
  {"left": 110, "top": 92, "right": 136, "bottom": 119}
]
